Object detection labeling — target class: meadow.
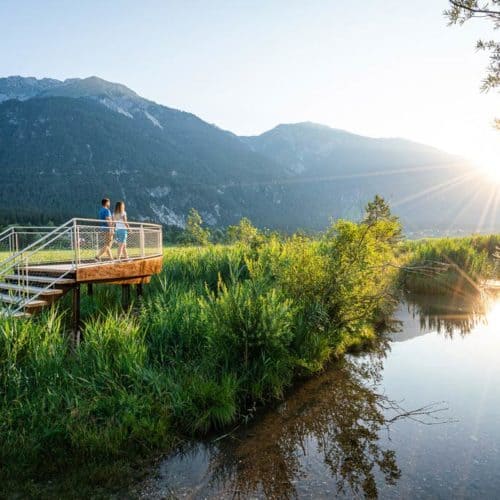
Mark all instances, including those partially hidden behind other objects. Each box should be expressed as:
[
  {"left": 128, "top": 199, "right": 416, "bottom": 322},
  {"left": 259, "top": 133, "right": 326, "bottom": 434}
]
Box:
[{"left": 0, "top": 212, "right": 498, "bottom": 496}]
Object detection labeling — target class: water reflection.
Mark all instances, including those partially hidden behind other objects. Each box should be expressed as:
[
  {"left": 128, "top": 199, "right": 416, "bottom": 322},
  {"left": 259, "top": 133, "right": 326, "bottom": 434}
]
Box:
[
  {"left": 145, "top": 346, "right": 449, "bottom": 499},
  {"left": 205, "top": 349, "right": 402, "bottom": 499},
  {"left": 402, "top": 291, "right": 494, "bottom": 337}
]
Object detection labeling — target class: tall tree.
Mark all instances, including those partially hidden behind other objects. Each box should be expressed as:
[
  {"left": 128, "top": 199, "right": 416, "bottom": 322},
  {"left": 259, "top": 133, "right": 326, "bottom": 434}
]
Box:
[
  {"left": 445, "top": 1, "right": 500, "bottom": 127},
  {"left": 363, "top": 195, "right": 402, "bottom": 243},
  {"left": 181, "top": 208, "right": 210, "bottom": 246},
  {"left": 227, "top": 217, "right": 260, "bottom": 245}
]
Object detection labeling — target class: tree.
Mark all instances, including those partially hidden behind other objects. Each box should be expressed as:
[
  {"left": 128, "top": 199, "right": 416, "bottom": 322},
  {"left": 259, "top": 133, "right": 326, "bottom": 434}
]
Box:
[
  {"left": 227, "top": 217, "right": 261, "bottom": 246},
  {"left": 363, "top": 195, "right": 402, "bottom": 244},
  {"left": 181, "top": 208, "right": 210, "bottom": 246},
  {"left": 363, "top": 195, "right": 397, "bottom": 224},
  {"left": 445, "top": 1, "right": 500, "bottom": 127}
]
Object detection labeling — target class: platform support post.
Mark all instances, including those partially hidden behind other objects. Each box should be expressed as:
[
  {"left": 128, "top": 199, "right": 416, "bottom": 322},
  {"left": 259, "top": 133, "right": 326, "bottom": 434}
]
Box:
[
  {"left": 122, "top": 284, "right": 131, "bottom": 309},
  {"left": 136, "top": 283, "right": 143, "bottom": 299},
  {"left": 72, "top": 285, "right": 81, "bottom": 346},
  {"left": 87, "top": 283, "right": 93, "bottom": 296}
]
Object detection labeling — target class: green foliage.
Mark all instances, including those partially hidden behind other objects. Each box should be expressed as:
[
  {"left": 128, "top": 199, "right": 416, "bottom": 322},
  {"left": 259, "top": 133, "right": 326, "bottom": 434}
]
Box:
[
  {"left": 227, "top": 217, "right": 261, "bottom": 246},
  {"left": 203, "top": 277, "right": 296, "bottom": 401},
  {"left": 445, "top": 1, "right": 500, "bottom": 92},
  {"left": 402, "top": 234, "right": 499, "bottom": 294},
  {"left": 179, "top": 208, "right": 210, "bottom": 246},
  {"left": 363, "top": 194, "right": 402, "bottom": 243}
]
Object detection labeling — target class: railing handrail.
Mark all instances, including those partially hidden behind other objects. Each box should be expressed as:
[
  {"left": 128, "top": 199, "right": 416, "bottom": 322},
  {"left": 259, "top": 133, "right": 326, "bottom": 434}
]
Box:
[
  {"left": 0, "top": 226, "right": 14, "bottom": 243},
  {"left": 0, "top": 220, "right": 74, "bottom": 271},
  {"left": 72, "top": 217, "right": 161, "bottom": 228},
  {"left": 3, "top": 218, "right": 162, "bottom": 230},
  {"left": 1, "top": 218, "right": 163, "bottom": 268}
]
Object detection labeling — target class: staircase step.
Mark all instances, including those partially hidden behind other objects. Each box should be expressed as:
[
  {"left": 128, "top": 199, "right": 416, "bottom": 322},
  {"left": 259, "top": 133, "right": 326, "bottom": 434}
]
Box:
[
  {"left": 17, "top": 264, "right": 76, "bottom": 276},
  {"left": 0, "top": 309, "right": 31, "bottom": 319},
  {"left": 0, "top": 293, "right": 48, "bottom": 308},
  {"left": 4, "top": 274, "right": 76, "bottom": 285},
  {"left": 0, "top": 283, "right": 63, "bottom": 296}
]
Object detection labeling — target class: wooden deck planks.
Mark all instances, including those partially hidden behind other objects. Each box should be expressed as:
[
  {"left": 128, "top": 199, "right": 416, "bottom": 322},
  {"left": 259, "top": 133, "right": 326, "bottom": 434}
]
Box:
[
  {"left": 21, "top": 255, "right": 163, "bottom": 285},
  {"left": 75, "top": 256, "right": 163, "bottom": 284}
]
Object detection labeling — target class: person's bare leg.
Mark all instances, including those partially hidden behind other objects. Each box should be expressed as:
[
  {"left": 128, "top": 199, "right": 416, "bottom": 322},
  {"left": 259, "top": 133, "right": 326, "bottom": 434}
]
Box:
[
  {"left": 104, "top": 233, "right": 113, "bottom": 260},
  {"left": 96, "top": 244, "right": 106, "bottom": 259},
  {"left": 123, "top": 245, "right": 129, "bottom": 259}
]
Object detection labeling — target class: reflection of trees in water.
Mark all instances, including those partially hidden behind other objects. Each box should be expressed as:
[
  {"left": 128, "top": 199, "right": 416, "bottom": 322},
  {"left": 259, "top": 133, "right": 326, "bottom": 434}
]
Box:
[
  {"left": 404, "top": 292, "right": 489, "bottom": 337},
  {"left": 197, "top": 343, "right": 446, "bottom": 499}
]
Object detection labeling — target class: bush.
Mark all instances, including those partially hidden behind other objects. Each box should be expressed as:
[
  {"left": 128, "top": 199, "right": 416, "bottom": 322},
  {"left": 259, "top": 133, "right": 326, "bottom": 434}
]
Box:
[{"left": 402, "top": 236, "right": 497, "bottom": 294}]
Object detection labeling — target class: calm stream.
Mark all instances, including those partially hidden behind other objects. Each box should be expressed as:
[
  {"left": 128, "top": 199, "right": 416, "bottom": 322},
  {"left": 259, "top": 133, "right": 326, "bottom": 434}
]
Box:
[{"left": 137, "top": 292, "right": 500, "bottom": 499}]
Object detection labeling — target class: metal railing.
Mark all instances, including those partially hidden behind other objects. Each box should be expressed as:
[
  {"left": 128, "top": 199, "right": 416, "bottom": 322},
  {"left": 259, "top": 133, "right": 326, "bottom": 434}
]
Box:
[
  {"left": 0, "top": 218, "right": 163, "bottom": 316},
  {"left": 0, "top": 218, "right": 162, "bottom": 267}
]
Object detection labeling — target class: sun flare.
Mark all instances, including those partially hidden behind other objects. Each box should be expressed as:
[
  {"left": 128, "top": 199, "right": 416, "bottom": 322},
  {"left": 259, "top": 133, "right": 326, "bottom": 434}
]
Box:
[
  {"left": 474, "top": 153, "right": 500, "bottom": 185},
  {"left": 485, "top": 299, "right": 500, "bottom": 332}
]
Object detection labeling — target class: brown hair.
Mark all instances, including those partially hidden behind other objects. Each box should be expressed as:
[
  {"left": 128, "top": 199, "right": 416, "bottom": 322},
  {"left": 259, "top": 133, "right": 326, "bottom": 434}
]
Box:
[
  {"left": 102, "top": 198, "right": 110, "bottom": 206},
  {"left": 114, "top": 201, "right": 125, "bottom": 215}
]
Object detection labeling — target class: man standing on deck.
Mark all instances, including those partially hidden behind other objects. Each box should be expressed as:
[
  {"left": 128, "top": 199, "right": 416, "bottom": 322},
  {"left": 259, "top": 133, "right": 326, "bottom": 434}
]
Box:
[{"left": 96, "top": 198, "right": 114, "bottom": 261}]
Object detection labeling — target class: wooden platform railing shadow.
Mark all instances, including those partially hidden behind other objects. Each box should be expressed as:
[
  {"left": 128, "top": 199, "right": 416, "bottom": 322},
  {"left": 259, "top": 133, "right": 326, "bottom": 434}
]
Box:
[{"left": 0, "top": 218, "right": 163, "bottom": 343}]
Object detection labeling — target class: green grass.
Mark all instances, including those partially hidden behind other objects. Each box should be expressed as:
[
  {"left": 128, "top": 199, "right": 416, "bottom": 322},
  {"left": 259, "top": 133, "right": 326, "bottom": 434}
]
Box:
[
  {"left": 401, "top": 234, "right": 499, "bottom": 294},
  {"left": 0, "top": 227, "right": 497, "bottom": 496}
]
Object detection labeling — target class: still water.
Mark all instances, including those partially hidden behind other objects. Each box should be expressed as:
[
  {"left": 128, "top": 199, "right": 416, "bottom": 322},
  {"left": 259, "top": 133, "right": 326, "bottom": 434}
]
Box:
[{"left": 138, "top": 293, "right": 500, "bottom": 499}]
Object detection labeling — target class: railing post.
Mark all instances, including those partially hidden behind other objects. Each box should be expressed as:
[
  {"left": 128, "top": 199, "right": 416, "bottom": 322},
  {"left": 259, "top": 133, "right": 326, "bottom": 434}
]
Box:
[
  {"left": 72, "top": 219, "right": 80, "bottom": 266},
  {"left": 140, "top": 224, "right": 145, "bottom": 258},
  {"left": 72, "top": 285, "right": 81, "bottom": 346},
  {"left": 76, "top": 225, "right": 81, "bottom": 265}
]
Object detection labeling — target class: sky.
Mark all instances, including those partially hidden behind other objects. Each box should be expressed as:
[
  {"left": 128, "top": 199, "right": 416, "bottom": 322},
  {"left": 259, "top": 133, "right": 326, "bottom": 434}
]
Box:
[{"left": 0, "top": 0, "right": 498, "bottom": 172}]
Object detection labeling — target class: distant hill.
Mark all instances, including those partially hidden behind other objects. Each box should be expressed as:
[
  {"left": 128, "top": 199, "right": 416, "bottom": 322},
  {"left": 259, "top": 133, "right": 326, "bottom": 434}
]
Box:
[{"left": 0, "top": 76, "right": 496, "bottom": 234}]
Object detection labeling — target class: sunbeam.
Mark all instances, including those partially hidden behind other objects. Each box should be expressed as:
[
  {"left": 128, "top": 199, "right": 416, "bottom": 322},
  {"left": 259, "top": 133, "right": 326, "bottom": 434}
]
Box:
[{"left": 392, "top": 171, "right": 478, "bottom": 209}]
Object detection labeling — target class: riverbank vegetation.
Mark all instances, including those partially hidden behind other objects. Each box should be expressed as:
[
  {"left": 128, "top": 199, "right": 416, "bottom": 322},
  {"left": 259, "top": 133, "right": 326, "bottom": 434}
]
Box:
[
  {"left": 401, "top": 234, "right": 499, "bottom": 294},
  {"left": 0, "top": 198, "right": 498, "bottom": 496}
]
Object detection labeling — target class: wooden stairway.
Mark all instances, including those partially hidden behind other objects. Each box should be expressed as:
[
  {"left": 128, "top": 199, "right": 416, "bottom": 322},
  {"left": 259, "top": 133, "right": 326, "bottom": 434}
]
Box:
[{"left": 0, "top": 268, "right": 76, "bottom": 317}]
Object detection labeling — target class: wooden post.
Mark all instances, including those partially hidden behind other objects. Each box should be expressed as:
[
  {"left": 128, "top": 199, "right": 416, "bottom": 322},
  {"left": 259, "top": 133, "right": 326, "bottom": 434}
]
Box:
[
  {"left": 122, "top": 284, "right": 131, "bottom": 309},
  {"left": 136, "top": 283, "right": 143, "bottom": 298},
  {"left": 72, "top": 285, "right": 81, "bottom": 346},
  {"left": 87, "top": 283, "right": 93, "bottom": 296}
]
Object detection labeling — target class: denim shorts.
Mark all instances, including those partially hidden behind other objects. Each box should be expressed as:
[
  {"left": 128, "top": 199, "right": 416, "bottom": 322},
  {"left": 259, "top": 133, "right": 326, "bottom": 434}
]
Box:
[{"left": 115, "top": 229, "right": 128, "bottom": 244}]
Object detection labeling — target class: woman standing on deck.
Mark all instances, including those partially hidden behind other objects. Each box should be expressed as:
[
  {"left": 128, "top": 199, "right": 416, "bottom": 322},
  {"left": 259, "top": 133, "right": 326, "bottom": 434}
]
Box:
[{"left": 114, "top": 201, "right": 130, "bottom": 260}]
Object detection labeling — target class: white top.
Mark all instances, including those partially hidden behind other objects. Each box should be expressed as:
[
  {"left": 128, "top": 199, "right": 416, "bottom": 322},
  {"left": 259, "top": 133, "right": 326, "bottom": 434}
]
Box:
[{"left": 114, "top": 211, "right": 127, "bottom": 230}]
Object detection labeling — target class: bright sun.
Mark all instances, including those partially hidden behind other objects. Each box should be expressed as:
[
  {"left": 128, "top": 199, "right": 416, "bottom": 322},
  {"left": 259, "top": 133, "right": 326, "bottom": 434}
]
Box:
[{"left": 475, "top": 153, "right": 500, "bottom": 185}]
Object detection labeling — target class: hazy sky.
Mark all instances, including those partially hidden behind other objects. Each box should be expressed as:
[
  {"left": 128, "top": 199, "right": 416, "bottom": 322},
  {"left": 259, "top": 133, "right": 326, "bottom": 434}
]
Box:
[{"left": 1, "top": 0, "right": 498, "bottom": 169}]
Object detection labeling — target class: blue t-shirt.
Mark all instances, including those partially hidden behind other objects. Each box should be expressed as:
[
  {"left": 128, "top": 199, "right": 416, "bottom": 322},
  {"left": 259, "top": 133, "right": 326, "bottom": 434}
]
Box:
[{"left": 99, "top": 207, "right": 112, "bottom": 228}]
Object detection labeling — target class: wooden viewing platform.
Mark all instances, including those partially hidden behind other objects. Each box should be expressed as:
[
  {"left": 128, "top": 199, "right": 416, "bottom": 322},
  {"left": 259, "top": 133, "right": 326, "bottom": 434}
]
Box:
[{"left": 0, "top": 218, "right": 163, "bottom": 339}]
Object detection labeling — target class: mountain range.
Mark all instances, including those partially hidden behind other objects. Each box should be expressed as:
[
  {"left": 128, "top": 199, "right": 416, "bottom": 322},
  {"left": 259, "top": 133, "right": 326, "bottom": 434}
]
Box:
[{"left": 0, "top": 75, "right": 496, "bottom": 235}]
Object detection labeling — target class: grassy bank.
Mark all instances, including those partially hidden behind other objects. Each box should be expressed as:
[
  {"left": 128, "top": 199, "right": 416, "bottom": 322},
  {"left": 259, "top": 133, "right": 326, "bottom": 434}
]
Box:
[
  {"left": 401, "top": 235, "right": 499, "bottom": 294},
  {"left": 0, "top": 218, "right": 400, "bottom": 496}
]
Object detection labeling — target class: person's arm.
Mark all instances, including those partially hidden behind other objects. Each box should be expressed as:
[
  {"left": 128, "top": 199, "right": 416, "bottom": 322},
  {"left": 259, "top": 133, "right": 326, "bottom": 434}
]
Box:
[
  {"left": 123, "top": 213, "right": 130, "bottom": 230},
  {"left": 106, "top": 210, "right": 113, "bottom": 228}
]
